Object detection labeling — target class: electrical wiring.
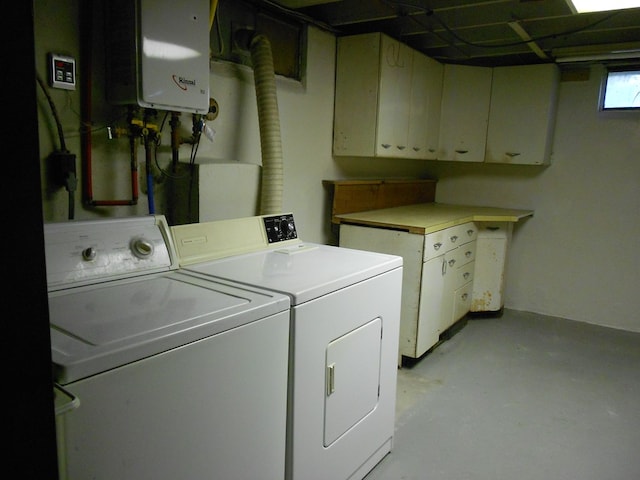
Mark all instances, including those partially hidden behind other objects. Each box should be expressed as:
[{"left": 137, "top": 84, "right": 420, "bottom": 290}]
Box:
[
  {"left": 388, "top": 0, "right": 620, "bottom": 49},
  {"left": 37, "top": 73, "right": 78, "bottom": 219},
  {"left": 36, "top": 74, "right": 67, "bottom": 152}
]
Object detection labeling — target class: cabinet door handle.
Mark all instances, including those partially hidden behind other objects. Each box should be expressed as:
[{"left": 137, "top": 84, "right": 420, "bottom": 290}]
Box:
[
  {"left": 455, "top": 149, "right": 469, "bottom": 154},
  {"left": 450, "top": 235, "right": 458, "bottom": 243},
  {"left": 433, "top": 242, "right": 442, "bottom": 251},
  {"left": 506, "top": 152, "right": 521, "bottom": 157}
]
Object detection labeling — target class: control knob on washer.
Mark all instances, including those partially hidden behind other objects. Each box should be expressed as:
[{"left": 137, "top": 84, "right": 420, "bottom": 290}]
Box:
[
  {"left": 131, "top": 237, "right": 154, "bottom": 259},
  {"left": 82, "top": 247, "right": 97, "bottom": 261}
]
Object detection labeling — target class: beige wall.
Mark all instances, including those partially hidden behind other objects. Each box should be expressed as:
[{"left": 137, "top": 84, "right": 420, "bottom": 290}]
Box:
[
  {"left": 431, "top": 67, "right": 640, "bottom": 332},
  {"left": 35, "top": 1, "right": 640, "bottom": 332}
]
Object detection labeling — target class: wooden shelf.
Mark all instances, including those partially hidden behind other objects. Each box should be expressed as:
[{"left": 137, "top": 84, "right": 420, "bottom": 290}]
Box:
[{"left": 323, "top": 179, "right": 437, "bottom": 223}]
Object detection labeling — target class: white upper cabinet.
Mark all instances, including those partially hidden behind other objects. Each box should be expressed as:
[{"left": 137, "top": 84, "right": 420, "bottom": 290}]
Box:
[
  {"left": 407, "top": 53, "right": 443, "bottom": 160},
  {"left": 437, "top": 64, "right": 493, "bottom": 163},
  {"left": 485, "top": 64, "right": 560, "bottom": 165},
  {"left": 333, "top": 33, "right": 559, "bottom": 165},
  {"left": 376, "top": 37, "right": 413, "bottom": 156},
  {"left": 333, "top": 32, "right": 443, "bottom": 159}
]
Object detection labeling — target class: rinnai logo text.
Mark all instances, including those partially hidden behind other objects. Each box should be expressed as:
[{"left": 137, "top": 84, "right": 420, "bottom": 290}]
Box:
[{"left": 172, "top": 75, "right": 197, "bottom": 91}]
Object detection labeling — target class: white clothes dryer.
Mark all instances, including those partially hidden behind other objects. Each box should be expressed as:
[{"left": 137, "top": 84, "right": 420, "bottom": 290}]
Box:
[
  {"left": 47, "top": 215, "right": 290, "bottom": 480},
  {"left": 171, "top": 213, "right": 403, "bottom": 480}
]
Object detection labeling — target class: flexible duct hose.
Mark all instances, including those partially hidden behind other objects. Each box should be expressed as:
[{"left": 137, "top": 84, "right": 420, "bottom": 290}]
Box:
[{"left": 249, "top": 34, "right": 284, "bottom": 215}]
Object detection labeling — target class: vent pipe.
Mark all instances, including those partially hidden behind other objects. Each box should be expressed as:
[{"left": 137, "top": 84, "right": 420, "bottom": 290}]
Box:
[{"left": 249, "top": 34, "right": 284, "bottom": 215}]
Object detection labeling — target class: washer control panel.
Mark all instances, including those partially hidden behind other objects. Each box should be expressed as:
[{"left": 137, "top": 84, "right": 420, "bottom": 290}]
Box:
[
  {"left": 44, "top": 215, "right": 177, "bottom": 290},
  {"left": 263, "top": 213, "right": 298, "bottom": 243}
]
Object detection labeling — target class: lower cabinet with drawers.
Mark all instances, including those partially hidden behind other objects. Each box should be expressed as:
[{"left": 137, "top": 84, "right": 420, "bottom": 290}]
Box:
[
  {"left": 333, "top": 201, "right": 533, "bottom": 364},
  {"left": 340, "top": 222, "right": 477, "bottom": 363}
]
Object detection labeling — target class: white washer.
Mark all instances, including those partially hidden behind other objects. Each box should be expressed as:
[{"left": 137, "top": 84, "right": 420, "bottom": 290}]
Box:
[
  {"left": 47, "top": 215, "right": 290, "bottom": 480},
  {"left": 171, "top": 213, "right": 403, "bottom": 480}
]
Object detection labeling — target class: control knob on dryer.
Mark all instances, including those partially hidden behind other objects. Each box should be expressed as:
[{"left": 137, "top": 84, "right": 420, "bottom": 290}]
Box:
[{"left": 281, "top": 218, "right": 294, "bottom": 234}]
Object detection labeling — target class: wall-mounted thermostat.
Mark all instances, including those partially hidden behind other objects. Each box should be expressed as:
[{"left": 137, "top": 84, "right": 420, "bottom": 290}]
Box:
[{"left": 49, "top": 53, "right": 76, "bottom": 90}]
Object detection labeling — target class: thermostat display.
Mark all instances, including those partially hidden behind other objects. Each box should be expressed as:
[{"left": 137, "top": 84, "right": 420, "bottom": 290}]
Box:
[{"left": 49, "top": 53, "right": 76, "bottom": 90}]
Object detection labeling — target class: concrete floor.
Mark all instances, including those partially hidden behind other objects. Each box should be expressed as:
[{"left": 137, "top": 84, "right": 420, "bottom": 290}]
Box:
[{"left": 365, "top": 309, "right": 640, "bottom": 480}]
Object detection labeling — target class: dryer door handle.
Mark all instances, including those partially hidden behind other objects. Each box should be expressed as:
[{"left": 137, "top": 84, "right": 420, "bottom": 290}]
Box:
[{"left": 327, "top": 363, "right": 336, "bottom": 396}]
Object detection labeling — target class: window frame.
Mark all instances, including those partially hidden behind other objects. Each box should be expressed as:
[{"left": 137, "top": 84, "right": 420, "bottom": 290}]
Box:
[{"left": 599, "top": 64, "right": 640, "bottom": 111}]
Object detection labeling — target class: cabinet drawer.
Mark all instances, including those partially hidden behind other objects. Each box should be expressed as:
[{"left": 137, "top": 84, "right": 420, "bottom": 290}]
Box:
[
  {"left": 423, "top": 222, "right": 477, "bottom": 262},
  {"left": 454, "top": 260, "right": 475, "bottom": 289},
  {"left": 445, "top": 241, "right": 476, "bottom": 273},
  {"left": 423, "top": 229, "right": 449, "bottom": 261},
  {"left": 450, "top": 222, "right": 478, "bottom": 245},
  {"left": 456, "top": 241, "right": 476, "bottom": 267},
  {"left": 453, "top": 282, "right": 473, "bottom": 323}
]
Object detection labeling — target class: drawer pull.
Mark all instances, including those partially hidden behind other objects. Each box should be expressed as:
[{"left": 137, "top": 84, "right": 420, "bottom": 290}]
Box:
[
  {"left": 397, "top": 145, "right": 406, "bottom": 150},
  {"left": 448, "top": 259, "right": 456, "bottom": 267},
  {"left": 506, "top": 152, "right": 521, "bottom": 157},
  {"left": 461, "top": 293, "right": 468, "bottom": 300},
  {"left": 381, "top": 143, "right": 391, "bottom": 149},
  {"left": 450, "top": 235, "right": 458, "bottom": 243},
  {"left": 463, "top": 272, "right": 470, "bottom": 280},
  {"left": 465, "top": 250, "right": 472, "bottom": 258},
  {"left": 455, "top": 149, "right": 469, "bottom": 154},
  {"left": 467, "top": 229, "right": 475, "bottom": 236},
  {"left": 433, "top": 242, "right": 442, "bottom": 251}
]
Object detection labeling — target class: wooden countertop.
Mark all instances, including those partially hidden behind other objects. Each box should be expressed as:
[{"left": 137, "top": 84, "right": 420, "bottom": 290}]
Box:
[{"left": 335, "top": 203, "right": 534, "bottom": 234}]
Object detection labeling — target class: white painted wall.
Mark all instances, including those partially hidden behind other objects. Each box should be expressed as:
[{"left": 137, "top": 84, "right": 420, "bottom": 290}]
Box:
[
  {"left": 192, "top": 27, "right": 342, "bottom": 240},
  {"left": 35, "top": 0, "right": 640, "bottom": 332}
]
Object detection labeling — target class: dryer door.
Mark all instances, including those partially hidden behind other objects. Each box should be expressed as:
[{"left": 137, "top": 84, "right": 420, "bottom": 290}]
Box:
[{"left": 324, "top": 317, "right": 382, "bottom": 446}]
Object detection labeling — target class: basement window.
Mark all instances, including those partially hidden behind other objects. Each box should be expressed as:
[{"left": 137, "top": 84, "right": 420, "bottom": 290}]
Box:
[
  {"left": 211, "top": 0, "right": 306, "bottom": 82},
  {"left": 600, "top": 66, "right": 640, "bottom": 110}
]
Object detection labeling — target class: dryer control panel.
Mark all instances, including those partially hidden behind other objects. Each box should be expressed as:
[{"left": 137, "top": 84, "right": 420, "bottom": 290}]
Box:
[
  {"left": 263, "top": 214, "right": 298, "bottom": 243},
  {"left": 171, "top": 213, "right": 303, "bottom": 265}
]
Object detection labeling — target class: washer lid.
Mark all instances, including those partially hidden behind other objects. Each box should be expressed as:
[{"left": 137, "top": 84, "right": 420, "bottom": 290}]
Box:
[
  {"left": 50, "top": 271, "right": 289, "bottom": 384},
  {"left": 184, "top": 243, "right": 403, "bottom": 305}
]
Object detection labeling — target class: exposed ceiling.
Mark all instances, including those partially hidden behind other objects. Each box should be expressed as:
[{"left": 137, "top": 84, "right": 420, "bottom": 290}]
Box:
[{"left": 255, "top": 0, "right": 640, "bottom": 67}]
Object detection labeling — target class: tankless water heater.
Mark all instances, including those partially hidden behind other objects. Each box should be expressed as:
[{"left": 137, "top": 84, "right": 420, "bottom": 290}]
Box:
[{"left": 105, "top": 0, "right": 210, "bottom": 114}]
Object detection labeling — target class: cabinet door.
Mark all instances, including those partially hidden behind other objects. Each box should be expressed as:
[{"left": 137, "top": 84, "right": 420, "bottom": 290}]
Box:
[
  {"left": 407, "top": 53, "right": 443, "bottom": 160},
  {"left": 438, "top": 64, "right": 492, "bottom": 162},
  {"left": 485, "top": 64, "right": 559, "bottom": 165},
  {"left": 376, "top": 36, "right": 413, "bottom": 157},
  {"left": 438, "top": 249, "right": 458, "bottom": 333},
  {"left": 333, "top": 33, "right": 382, "bottom": 157},
  {"left": 416, "top": 254, "right": 445, "bottom": 356},
  {"left": 471, "top": 222, "right": 512, "bottom": 312}
]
